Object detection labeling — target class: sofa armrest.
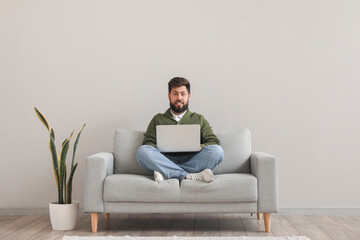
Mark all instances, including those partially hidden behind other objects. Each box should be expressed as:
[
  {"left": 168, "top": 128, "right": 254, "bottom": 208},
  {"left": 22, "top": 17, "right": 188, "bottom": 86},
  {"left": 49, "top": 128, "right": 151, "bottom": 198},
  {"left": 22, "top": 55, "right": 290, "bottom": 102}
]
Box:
[
  {"left": 84, "top": 152, "right": 114, "bottom": 213},
  {"left": 251, "top": 152, "right": 278, "bottom": 213}
]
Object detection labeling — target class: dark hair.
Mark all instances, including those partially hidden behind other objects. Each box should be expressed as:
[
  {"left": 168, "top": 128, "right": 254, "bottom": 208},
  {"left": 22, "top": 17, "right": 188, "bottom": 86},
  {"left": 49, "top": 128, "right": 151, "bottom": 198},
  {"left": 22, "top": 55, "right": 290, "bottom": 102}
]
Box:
[{"left": 168, "top": 77, "right": 190, "bottom": 94}]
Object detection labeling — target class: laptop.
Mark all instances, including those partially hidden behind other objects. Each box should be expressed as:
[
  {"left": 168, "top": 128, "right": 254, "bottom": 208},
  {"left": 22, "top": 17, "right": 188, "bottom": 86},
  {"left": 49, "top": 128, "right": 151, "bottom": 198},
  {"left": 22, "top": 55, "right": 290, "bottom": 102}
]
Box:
[{"left": 156, "top": 124, "right": 201, "bottom": 152}]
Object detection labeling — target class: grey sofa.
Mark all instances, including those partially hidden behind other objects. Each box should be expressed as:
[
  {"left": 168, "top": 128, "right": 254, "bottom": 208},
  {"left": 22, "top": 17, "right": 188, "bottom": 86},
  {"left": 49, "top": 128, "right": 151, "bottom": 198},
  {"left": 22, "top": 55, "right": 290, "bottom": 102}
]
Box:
[{"left": 84, "top": 128, "right": 278, "bottom": 232}]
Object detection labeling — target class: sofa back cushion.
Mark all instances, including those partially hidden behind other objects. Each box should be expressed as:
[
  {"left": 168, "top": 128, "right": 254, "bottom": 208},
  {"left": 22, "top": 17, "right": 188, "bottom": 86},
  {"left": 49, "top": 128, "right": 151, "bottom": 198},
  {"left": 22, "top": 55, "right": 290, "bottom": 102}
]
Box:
[
  {"left": 213, "top": 128, "right": 251, "bottom": 174},
  {"left": 113, "top": 128, "right": 251, "bottom": 175},
  {"left": 113, "top": 129, "right": 151, "bottom": 175}
]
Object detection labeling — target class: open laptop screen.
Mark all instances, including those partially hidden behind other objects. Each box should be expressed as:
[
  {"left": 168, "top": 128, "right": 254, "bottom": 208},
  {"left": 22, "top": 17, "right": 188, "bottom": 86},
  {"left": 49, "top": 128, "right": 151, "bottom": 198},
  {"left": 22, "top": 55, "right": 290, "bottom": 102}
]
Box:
[{"left": 156, "top": 124, "right": 201, "bottom": 152}]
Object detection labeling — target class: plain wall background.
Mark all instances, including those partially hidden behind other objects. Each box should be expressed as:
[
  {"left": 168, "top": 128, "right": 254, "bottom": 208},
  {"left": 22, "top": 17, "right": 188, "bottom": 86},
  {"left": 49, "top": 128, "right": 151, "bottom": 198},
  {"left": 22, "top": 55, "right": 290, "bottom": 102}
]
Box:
[{"left": 1, "top": 0, "right": 360, "bottom": 210}]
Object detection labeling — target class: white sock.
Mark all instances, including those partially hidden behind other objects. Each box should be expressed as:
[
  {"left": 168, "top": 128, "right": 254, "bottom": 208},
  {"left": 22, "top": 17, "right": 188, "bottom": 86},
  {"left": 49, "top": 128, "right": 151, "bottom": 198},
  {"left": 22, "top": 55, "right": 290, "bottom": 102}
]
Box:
[
  {"left": 154, "top": 171, "right": 166, "bottom": 183},
  {"left": 186, "top": 169, "right": 214, "bottom": 183}
]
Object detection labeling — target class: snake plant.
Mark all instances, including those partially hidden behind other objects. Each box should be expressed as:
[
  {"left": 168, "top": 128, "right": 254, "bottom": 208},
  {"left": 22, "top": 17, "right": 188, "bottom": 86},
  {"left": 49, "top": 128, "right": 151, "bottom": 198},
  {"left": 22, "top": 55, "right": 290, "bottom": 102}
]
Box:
[{"left": 35, "top": 107, "right": 86, "bottom": 204}]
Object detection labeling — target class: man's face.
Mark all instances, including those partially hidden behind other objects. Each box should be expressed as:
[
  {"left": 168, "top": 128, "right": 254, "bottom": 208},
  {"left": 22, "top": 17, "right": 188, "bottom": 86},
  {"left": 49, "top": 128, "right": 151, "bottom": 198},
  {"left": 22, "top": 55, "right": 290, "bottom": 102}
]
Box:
[{"left": 168, "top": 86, "right": 191, "bottom": 115}]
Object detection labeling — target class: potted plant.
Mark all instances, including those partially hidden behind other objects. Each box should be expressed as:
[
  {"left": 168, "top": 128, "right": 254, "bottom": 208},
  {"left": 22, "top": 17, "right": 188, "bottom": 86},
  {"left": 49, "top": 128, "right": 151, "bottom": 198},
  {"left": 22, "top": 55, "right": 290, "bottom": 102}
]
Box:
[{"left": 35, "top": 107, "right": 85, "bottom": 230}]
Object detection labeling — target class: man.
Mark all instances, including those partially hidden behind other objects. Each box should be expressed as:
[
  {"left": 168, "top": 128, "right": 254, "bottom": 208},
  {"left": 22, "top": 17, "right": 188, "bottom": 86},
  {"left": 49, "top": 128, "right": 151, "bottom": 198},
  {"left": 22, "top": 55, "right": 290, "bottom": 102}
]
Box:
[{"left": 136, "top": 77, "right": 224, "bottom": 183}]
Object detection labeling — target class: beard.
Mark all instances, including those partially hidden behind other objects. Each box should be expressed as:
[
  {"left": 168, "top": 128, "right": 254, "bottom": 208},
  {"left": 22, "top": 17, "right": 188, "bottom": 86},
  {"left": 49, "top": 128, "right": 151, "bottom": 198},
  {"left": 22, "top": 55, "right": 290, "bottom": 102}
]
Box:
[{"left": 170, "top": 100, "right": 189, "bottom": 114}]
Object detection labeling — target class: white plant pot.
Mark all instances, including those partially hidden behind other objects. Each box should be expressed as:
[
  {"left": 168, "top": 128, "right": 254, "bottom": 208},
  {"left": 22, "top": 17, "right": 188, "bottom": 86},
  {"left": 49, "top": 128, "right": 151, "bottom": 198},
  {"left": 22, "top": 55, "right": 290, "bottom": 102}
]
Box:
[{"left": 49, "top": 201, "right": 79, "bottom": 230}]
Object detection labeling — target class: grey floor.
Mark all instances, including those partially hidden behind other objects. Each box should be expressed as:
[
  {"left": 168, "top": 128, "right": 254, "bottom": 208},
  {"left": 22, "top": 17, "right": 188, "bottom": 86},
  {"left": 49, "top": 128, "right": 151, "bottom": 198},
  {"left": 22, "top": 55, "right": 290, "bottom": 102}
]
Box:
[{"left": 1, "top": 213, "right": 360, "bottom": 240}]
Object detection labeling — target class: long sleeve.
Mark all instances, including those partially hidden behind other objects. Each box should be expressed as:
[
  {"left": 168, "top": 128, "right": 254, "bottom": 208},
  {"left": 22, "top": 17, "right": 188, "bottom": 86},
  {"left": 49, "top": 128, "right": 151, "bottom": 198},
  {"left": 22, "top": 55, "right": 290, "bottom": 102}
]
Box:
[
  {"left": 142, "top": 116, "right": 158, "bottom": 148},
  {"left": 200, "top": 116, "right": 220, "bottom": 147}
]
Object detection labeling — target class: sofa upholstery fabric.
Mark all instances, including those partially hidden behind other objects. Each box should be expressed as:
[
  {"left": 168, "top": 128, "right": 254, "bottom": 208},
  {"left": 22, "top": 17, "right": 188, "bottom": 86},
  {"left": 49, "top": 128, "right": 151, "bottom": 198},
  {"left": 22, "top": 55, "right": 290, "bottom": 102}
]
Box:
[
  {"left": 103, "top": 173, "right": 258, "bottom": 203},
  {"left": 104, "top": 202, "right": 258, "bottom": 214},
  {"left": 251, "top": 152, "right": 278, "bottom": 212},
  {"left": 113, "top": 129, "right": 150, "bottom": 175},
  {"left": 104, "top": 174, "right": 179, "bottom": 202},
  {"left": 85, "top": 128, "right": 278, "bottom": 218},
  {"left": 179, "top": 173, "right": 257, "bottom": 202},
  {"left": 213, "top": 128, "right": 251, "bottom": 174}
]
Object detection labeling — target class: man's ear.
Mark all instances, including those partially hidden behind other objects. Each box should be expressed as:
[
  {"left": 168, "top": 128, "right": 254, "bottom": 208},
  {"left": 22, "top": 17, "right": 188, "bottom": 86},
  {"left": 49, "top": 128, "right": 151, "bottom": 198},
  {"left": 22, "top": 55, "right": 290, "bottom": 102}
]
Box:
[{"left": 168, "top": 93, "right": 171, "bottom": 100}]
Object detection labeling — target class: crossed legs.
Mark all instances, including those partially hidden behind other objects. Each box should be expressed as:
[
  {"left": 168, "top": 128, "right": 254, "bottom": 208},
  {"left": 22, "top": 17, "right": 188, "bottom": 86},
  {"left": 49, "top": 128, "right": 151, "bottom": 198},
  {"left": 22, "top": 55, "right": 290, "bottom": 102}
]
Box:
[{"left": 136, "top": 145, "right": 224, "bottom": 180}]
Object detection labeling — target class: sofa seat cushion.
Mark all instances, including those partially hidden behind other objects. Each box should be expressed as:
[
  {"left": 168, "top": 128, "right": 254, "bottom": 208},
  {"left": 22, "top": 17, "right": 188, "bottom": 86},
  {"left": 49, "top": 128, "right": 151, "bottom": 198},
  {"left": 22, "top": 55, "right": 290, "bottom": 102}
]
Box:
[
  {"left": 104, "top": 174, "right": 179, "bottom": 202},
  {"left": 179, "top": 173, "right": 257, "bottom": 203}
]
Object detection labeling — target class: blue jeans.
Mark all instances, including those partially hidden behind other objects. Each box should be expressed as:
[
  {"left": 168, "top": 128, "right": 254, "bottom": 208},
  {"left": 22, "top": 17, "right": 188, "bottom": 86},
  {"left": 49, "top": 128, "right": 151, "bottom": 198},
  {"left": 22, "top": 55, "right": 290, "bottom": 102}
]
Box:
[{"left": 136, "top": 145, "right": 224, "bottom": 180}]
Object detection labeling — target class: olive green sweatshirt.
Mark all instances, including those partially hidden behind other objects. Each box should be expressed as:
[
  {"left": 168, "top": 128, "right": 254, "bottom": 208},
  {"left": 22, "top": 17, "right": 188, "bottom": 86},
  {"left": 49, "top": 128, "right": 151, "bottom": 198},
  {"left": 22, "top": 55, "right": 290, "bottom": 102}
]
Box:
[{"left": 143, "top": 108, "right": 220, "bottom": 148}]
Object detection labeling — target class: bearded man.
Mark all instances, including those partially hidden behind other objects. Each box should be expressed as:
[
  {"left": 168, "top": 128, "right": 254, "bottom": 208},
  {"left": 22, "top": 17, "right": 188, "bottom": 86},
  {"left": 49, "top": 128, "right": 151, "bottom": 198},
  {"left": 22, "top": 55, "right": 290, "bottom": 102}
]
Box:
[{"left": 136, "top": 77, "right": 224, "bottom": 183}]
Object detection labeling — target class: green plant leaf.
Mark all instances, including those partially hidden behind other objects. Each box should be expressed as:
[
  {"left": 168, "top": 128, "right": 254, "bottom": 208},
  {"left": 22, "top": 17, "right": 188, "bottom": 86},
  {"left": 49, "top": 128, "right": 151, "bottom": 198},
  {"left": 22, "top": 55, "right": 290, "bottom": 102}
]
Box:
[
  {"left": 59, "top": 138, "right": 70, "bottom": 204},
  {"left": 61, "top": 139, "right": 67, "bottom": 148},
  {"left": 64, "top": 163, "right": 67, "bottom": 204},
  {"left": 72, "top": 123, "right": 86, "bottom": 168},
  {"left": 66, "top": 163, "right": 78, "bottom": 204},
  {"left": 36, "top": 107, "right": 83, "bottom": 204},
  {"left": 49, "top": 129, "right": 59, "bottom": 189},
  {"left": 69, "top": 130, "right": 74, "bottom": 140},
  {"left": 34, "top": 107, "right": 50, "bottom": 132},
  {"left": 62, "top": 131, "right": 74, "bottom": 148},
  {"left": 54, "top": 165, "right": 61, "bottom": 204},
  {"left": 50, "top": 127, "right": 55, "bottom": 141}
]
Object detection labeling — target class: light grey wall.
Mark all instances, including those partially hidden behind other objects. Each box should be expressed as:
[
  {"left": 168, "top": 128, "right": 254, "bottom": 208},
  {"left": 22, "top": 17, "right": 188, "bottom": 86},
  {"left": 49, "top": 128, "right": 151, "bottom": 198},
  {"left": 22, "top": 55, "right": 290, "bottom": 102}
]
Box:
[{"left": 1, "top": 0, "right": 360, "bottom": 210}]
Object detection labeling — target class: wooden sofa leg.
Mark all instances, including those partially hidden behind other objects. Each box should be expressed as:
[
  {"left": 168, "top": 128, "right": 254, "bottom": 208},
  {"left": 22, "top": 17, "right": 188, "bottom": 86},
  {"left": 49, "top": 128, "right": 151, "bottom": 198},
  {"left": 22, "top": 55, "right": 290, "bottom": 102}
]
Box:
[
  {"left": 264, "top": 213, "right": 271, "bottom": 232},
  {"left": 105, "top": 213, "right": 110, "bottom": 220},
  {"left": 257, "top": 213, "right": 262, "bottom": 220},
  {"left": 91, "top": 213, "right": 99, "bottom": 232}
]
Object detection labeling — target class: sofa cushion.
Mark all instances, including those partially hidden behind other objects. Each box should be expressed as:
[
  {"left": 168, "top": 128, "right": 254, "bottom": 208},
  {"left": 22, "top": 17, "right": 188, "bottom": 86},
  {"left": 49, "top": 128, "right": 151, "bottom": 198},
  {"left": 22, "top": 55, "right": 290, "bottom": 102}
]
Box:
[
  {"left": 213, "top": 128, "right": 252, "bottom": 174},
  {"left": 104, "top": 174, "right": 179, "bottom": 202},
  {"left": 179, "top": 173, "right": 257, "bottom": 203},
  {"left": 113, "top": 129, "right": 150, "bottom": 175}
]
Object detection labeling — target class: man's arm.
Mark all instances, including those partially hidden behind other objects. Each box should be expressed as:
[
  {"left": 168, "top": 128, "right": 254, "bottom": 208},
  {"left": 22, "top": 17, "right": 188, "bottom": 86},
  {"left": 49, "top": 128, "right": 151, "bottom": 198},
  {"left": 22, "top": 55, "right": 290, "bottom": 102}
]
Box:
[
  {"left": 200, "top": 116, "right": 220, "bottom": 148},
  {"left": 142, "top": 116, "right": 157, "bottom": 148}
]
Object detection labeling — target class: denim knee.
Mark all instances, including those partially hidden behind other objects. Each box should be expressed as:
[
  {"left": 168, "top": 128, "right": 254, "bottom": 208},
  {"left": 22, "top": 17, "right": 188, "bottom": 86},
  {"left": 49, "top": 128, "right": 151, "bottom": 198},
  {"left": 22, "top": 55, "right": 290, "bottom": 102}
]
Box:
[
  {"left": 204, "top": 145, "right": 224, "bottom": 156},
  {"left": 205, "top": 145, "right": 224, "bottom": 165},
  {"left": 136, "top": 145, "right": 156, "bottom": 165}
]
